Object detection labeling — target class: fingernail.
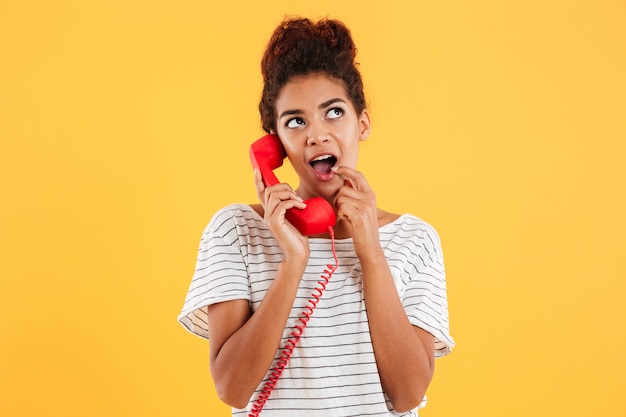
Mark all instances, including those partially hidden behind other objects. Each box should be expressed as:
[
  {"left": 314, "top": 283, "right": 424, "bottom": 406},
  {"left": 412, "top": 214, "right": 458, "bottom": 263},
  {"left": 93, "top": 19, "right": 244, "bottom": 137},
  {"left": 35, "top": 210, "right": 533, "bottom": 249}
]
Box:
[{"left": 331, "top": 166, "right": 338, "bottom": 172}]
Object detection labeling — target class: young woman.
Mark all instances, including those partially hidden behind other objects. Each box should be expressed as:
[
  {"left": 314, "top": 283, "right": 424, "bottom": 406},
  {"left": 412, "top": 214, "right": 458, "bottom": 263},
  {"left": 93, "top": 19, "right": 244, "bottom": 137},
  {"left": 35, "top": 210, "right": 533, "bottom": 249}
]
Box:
[{"left": 179, "top": 17, "right": 454, "bottom": 417}]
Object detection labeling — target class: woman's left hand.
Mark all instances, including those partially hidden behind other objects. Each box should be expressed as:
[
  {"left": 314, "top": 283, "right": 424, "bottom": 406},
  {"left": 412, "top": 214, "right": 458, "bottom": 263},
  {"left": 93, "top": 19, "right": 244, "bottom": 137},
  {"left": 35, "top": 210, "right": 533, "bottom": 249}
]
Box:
[{"left": 331, "top": 166, "right": 381, "bottom": 258}]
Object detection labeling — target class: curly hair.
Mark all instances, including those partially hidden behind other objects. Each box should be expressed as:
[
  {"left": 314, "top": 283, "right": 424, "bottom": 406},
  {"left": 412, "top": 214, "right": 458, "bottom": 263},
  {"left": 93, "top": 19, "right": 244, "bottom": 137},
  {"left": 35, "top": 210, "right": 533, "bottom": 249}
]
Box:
[{"left": 259, "top": 17, "right": 367, "bottom": 133}]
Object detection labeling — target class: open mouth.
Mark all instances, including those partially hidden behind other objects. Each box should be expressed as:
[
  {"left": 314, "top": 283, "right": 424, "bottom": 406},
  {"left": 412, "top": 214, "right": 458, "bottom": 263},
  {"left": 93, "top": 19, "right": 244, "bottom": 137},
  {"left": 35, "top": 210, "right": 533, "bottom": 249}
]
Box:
[{"left": 309, "top": 154, "right": 337, "bottom": 175}]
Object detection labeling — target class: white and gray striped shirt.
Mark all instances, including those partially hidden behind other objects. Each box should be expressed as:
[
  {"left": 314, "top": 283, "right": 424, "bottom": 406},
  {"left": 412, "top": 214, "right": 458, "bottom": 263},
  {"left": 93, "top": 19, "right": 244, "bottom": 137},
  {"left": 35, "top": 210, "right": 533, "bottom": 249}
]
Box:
[{"left": 179, "top": 203, "right": 454, "bottom": 417}]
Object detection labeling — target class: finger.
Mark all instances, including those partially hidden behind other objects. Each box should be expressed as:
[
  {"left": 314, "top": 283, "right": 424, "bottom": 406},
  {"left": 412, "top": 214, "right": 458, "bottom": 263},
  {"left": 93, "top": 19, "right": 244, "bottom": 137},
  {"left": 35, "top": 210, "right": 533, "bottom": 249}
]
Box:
[
  {"left": 268, "top": 198, "right": 308, "bottom": 235},
  {"left": 276, "top": 198, "right": 307, "bottom": 215},
  {"left": 335, "top": 200, "right": 359, "bottom": 223},
  {"left": 332, "top": 166, "right": 372, "bottom": 192},
  {"left": 266, "top": 185, "right": 304, "bottom": 204},
  {"left": 254, "top": 168, "right": 266, "bottom": 201},
  {"left": 265, "top": 186, "right": 306, "bottom": 216},
  {"left": 337, "top": 182, "right": 365, "bottom": 198},
  {"left": 334, "top": 192, "right": 359, "bottom": 216}
]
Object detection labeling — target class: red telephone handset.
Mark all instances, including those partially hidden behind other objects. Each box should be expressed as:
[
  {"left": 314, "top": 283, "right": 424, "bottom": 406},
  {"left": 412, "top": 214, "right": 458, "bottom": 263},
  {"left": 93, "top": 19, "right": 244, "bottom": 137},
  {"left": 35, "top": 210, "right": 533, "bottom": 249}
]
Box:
[{"left": 250, "top": 134, "right": 336, "bottom": 235}]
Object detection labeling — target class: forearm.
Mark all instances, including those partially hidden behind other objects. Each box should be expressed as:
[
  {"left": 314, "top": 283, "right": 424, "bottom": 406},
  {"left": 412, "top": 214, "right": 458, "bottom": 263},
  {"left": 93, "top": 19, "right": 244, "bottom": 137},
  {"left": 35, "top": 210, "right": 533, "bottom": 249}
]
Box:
[
  {"left": 361, "top": 250, "right": 434, "bottom": 412},
  {"left": 210, "top": 261, "right": 305, "bottom": 408}
]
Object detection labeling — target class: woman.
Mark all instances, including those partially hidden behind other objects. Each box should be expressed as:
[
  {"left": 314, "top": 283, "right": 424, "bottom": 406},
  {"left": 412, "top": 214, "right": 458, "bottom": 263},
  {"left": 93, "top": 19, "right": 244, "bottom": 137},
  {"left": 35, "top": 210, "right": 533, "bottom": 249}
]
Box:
[{"left": 179, "top": 17, "right": 454, "bottom": 417}]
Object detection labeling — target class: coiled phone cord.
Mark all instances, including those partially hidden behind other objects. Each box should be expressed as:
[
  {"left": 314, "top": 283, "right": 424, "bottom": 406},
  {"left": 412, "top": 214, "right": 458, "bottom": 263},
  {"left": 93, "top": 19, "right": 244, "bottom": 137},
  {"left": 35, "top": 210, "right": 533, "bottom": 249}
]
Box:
[{"left": 248, "top": 226, "right": 338, "bottom": 417}]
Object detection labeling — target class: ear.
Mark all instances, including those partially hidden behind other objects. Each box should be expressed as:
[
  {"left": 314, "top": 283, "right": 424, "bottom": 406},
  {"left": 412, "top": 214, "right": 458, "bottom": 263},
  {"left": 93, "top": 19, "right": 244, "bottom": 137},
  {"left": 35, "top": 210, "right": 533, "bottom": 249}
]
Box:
[{"left": 358, "top": 109, "right": 371, "bottom": 141}]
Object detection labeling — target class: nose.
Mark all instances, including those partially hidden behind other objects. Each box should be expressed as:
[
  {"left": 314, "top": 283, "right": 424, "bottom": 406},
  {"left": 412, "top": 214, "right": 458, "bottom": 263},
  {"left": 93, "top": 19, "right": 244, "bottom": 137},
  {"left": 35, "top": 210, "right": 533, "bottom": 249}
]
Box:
[{"left": 306, "top": 119, "right": 331, "bottom": 145}]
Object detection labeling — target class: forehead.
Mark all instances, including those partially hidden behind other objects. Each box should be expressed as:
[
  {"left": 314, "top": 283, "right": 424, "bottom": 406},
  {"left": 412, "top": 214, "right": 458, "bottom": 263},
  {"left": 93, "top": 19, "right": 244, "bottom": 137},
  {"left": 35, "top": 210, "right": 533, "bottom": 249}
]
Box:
[{"left": 275, "top": 74, "right": 350, "bottom": 111}]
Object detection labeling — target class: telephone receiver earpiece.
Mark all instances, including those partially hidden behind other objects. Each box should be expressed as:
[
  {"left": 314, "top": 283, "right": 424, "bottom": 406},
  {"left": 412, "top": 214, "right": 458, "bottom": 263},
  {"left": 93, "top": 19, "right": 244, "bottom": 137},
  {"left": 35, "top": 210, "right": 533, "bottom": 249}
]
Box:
[{"left": 250, "top": 134, "right": 336, "bottom": 235}]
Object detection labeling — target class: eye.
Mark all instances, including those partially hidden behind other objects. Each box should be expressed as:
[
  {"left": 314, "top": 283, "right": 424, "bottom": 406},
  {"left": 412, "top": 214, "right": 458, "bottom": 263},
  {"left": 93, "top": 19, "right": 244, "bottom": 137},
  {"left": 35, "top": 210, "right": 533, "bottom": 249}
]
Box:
[
  {"left": 326, "top": 107, "right": 344, "bottom": 120},
  {"left": 286, "top": 117, "right": 305, "bottom": 129}
]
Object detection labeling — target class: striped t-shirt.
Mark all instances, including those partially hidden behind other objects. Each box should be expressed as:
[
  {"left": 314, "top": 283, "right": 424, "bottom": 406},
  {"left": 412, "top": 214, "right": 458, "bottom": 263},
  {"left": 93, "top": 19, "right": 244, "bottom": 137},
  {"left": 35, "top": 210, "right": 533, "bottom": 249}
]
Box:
[{"left": 178, "top": 203, "right": 454, "bottom": 417}]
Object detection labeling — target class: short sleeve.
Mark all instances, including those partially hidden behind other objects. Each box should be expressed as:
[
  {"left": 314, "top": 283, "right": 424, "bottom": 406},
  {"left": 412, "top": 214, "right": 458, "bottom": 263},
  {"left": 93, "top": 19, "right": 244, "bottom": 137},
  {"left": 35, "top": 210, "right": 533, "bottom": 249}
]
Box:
[
  {"left": 177, "top": 207, "right": 251, "bottom": 339},
  {"left": 402, "top": 225, "right": 455, "bottom": 357}
]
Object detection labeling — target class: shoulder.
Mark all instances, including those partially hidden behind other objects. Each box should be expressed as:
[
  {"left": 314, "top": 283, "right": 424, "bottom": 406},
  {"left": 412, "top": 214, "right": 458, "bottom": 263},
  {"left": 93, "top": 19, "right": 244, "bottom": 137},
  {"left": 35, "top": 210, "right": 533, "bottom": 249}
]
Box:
[
  {"left": 377, "top": 209, "right": 434, "bottom": 234},
  {"left": 377, "top": 209, "right": 400, "bottom": 227},
  {"left": 210, "top": 203, "right": 263, "bottom": 221},
  {"left": 377, "top": 209, "right": 441, "bottom": 242},
  {"left": 249, "top": 203, "right": 264, "bottom": 218},
  {"left": 380, "top": 212, "right": 443, "bottom": 249},
  {"left": 205, "top": 203, "right": 264, "bottom": 234}
]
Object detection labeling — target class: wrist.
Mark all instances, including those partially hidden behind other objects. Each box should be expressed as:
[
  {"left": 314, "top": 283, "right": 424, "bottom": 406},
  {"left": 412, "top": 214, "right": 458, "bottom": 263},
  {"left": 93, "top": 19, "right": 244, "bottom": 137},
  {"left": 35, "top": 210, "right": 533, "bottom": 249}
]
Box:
[
  {"left": 357, "top": 242, "right": 385, "bottom": 265},
  {"left": 279, "top": 256, "right": 307, "bottom": 277}
]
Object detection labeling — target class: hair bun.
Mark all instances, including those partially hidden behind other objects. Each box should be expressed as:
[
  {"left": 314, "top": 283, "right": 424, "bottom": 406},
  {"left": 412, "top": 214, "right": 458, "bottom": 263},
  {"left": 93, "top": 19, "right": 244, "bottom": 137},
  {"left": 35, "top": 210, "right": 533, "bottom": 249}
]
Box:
[
  {"left": 261, "top": 18, "right": 357, "bottom": 83},
  {"left": 259, "top": 17, "right": 366, "bottom": 133}
]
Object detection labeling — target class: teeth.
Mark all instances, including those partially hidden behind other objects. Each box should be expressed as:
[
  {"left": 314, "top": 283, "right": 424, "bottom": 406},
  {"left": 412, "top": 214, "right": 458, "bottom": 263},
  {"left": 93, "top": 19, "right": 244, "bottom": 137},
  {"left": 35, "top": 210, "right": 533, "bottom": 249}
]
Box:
[{"left": 311, "top": 155, "right": 333, "bottom": 162}]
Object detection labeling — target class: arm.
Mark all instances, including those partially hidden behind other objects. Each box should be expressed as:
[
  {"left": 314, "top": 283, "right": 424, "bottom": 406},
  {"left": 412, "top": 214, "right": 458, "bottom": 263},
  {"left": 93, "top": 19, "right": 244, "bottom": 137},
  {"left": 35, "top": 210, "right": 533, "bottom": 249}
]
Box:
[
  {"left": 206, "top": 261, "right": 304, "bottom": 408},
  {"left": 333, "top": 166, "right": 435, "bottom": 412},
  {"left": 360, "top": 252, "right": 435, "bottom": 412},
  {"left": 206, "top": 170, "right": 310, "bottom": 408}
]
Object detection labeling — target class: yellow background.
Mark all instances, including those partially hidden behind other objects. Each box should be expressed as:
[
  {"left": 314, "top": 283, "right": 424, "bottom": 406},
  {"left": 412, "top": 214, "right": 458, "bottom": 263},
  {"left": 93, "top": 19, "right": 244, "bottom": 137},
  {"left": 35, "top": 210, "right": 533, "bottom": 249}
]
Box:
[{"left": 1, "top": 1, "right": 625, "bottom": 416}]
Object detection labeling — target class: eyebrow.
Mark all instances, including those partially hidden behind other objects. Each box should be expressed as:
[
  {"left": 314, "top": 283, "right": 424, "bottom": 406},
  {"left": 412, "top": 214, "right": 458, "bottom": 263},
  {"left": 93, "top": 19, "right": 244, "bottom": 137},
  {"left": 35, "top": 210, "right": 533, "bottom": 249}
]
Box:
[
  {"left": 278, "top": 98, "right": 347, "bottom": 120},
  {"left": 319, "top": 98, "right": 347, "bottom": 109}
]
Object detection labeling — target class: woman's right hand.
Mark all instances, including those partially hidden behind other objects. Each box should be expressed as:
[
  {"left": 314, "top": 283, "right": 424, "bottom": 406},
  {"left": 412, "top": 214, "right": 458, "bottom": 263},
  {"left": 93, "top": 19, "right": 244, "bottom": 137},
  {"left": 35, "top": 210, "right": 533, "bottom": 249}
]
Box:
[
  {"left": 254, "top": 168, "right": 310, "bottom": 268},
  {"left": 204, "top": 171, "right": 312, "bottom": 408}
]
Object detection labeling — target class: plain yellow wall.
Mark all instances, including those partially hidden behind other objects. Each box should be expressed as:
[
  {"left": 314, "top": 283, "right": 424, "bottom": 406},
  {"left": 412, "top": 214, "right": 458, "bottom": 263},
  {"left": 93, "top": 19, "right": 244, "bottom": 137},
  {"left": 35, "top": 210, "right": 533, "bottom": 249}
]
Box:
[{"left": 1, "top": 1, "right": 625, "bottom": 416}]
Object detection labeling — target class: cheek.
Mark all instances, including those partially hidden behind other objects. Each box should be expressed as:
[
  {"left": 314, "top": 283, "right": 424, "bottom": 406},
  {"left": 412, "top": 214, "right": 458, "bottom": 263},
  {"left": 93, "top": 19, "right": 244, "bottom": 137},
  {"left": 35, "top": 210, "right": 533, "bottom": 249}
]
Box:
[
  {"left": 344, "top": 156, "right": 359, "bottom": 168},
  {"left": 276, "top": 129, "right": 302, "bottom": 151},
  {"left": 341, "top": 139, "right": 361, "bottom": 167},
  {"left": 281, "top": 142, "right": 300, "bottom": 161},
  {"left": 281, "top": 143, "right": 306, "bottom": 168},
  {"left": 339, "top": 146, "right": 359, "bottom": 168}
]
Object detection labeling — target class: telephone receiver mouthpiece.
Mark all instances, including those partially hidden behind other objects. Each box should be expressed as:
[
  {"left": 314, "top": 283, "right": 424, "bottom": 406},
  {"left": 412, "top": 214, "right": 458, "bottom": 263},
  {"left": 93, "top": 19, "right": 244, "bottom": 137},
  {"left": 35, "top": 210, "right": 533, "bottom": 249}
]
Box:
[{"left": 286, "top": 197, "right": 336, "bottom": 235}]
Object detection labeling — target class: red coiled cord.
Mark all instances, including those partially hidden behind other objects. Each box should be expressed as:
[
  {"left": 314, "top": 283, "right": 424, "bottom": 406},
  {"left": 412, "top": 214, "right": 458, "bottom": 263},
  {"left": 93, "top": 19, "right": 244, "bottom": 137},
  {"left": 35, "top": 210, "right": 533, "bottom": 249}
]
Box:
[{"left": 248, "top": 226, "right": 338, "bottom": 417}]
